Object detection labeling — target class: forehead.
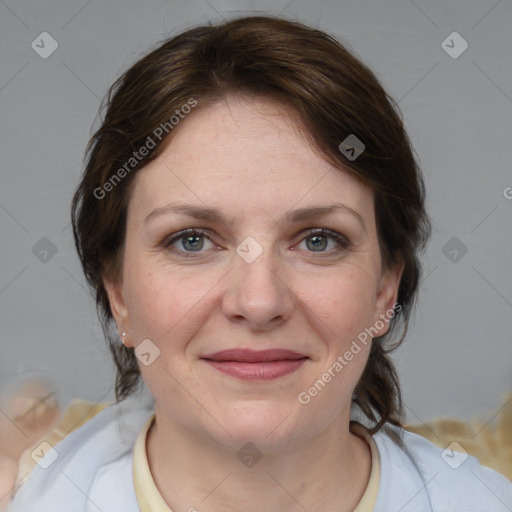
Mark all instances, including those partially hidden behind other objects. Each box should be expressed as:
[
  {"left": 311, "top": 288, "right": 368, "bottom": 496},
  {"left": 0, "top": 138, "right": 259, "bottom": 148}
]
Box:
[
  {"left": 155, "top": 95, "right": 326, "bottom": 176},
  {"left": 128, "top": 96, "right": 374, "bottom": 226}
]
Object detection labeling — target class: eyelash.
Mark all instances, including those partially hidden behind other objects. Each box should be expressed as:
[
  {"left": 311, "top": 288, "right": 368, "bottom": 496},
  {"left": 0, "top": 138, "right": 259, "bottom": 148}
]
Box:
[{"left": 161, "top": 228, "right": 351, "bottom": 257}]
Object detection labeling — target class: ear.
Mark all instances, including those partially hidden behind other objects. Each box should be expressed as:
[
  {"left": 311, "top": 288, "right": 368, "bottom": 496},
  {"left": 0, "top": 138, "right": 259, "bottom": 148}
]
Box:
[
  {"left": 372, "top": 259, "right": 404, "bottom": 338},
  {"left": 103, "top": 275, "right": 133, "bottom": 347}
]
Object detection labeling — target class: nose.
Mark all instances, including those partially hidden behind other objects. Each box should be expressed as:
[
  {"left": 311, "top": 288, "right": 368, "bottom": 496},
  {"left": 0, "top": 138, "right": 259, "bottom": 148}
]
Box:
[{"left": 221, "top": 247, "right": 295, "bottom": 332}]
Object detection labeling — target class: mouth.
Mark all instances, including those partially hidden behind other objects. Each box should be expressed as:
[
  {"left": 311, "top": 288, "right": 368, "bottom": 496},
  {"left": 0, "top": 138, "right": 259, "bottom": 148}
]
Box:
[
  {"left": 201, "top": 349, "right": 309, "bottom": 381},
  {"left": 202, "top": 348, "right": 307, "bottom": 362}
]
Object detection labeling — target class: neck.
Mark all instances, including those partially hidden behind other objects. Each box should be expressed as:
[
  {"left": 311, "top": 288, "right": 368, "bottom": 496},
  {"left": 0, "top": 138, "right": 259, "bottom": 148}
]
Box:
[{"left": 146, "top": 411, "right": 371, "bottom": 512}]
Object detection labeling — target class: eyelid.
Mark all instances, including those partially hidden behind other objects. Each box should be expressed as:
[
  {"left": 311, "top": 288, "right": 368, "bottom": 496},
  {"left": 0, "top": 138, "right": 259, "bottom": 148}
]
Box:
[
  {"left": 161, "top": 227, "right": 351, "bottom": 255},
  {"left": 162, "top": 228, "right": 214, "bottom": 248},
  {"left": 298, "top": 228, "right": 352, "bottom": 251},
  {"left": 302, "top": 227, "right": 349, "bottom": 241}
]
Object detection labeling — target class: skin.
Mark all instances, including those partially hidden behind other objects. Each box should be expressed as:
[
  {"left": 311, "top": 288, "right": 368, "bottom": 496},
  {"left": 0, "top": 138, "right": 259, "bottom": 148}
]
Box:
[{"left": 104, "top": 95, "right": 403, "bottom": 512}]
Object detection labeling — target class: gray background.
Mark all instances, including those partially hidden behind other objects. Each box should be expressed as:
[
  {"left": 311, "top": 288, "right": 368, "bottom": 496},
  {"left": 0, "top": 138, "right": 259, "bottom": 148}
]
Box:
[{"left": 1, "top": 0, "right": 511, "bottom": 429}]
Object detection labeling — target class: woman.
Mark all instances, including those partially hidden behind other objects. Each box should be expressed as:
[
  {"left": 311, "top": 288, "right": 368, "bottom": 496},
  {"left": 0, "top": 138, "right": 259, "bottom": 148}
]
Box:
[{"left": 7, "top": 15, "right": 511, "bottom": 512}]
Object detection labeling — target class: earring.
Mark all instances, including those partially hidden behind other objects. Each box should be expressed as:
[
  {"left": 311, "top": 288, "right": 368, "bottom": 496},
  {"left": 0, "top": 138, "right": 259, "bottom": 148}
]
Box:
[{"left": 120, "top": 332, "right": 126, "bottom": 345}]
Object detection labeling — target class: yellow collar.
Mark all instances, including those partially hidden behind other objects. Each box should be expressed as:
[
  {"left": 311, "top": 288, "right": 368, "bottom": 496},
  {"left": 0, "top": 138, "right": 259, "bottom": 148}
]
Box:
[{"left": 133, "top": 415, "right": 380, "bottom": 511}]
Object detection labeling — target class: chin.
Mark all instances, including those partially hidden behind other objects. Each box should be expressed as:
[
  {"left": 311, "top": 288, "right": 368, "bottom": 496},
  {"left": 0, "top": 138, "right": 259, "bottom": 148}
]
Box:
[{"left": 209, "top": 405, "right": 303, "bottom": 451}]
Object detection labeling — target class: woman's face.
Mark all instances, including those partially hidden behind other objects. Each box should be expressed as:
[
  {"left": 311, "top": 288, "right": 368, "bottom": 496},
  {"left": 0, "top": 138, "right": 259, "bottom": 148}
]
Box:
[{"left": 105, "top": 96, "right": 401, "bottom": 449}]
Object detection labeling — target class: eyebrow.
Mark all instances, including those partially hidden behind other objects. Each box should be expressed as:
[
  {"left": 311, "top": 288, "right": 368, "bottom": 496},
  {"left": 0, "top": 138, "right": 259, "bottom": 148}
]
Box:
[{"left": 144, "top": 202, "right": 366, "bottom": 230}]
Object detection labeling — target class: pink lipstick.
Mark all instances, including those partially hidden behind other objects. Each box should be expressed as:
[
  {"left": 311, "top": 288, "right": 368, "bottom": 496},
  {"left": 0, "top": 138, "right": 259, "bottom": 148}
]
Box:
[{"left": 201, "top": 349, "right": 308, "bottom": 381}]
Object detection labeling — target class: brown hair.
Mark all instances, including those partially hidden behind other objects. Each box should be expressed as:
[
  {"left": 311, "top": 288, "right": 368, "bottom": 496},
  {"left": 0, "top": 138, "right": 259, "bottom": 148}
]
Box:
[{"left": 71, "top": 15, "right": 430, "bottom": 433}]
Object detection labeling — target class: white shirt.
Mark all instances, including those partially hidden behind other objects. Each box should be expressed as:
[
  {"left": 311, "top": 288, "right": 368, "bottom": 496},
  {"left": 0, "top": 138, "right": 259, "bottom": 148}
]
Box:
[{"left": 7, "top": 393, "right": 512, "bottom": 512}]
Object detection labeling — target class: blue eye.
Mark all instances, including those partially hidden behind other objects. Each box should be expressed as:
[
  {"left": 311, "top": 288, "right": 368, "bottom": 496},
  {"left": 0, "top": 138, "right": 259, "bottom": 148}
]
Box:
[
  {"left": 162, "top": 228, "right": 350, "bottom": 257},
  {"left": 163, "top": 229, "right": 215, "bottom": 253},
  {"left": 298, "top": 229, "right": 350, "bottom": 253}
]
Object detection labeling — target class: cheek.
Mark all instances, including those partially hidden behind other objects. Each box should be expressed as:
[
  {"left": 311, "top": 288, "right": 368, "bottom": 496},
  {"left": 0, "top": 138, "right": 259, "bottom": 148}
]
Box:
[
  {"left": 298, "top": 267, "right": 378, "bottom": 343},
  {"left": 123, "top": 260, "right": 217, "bottom": 343}
]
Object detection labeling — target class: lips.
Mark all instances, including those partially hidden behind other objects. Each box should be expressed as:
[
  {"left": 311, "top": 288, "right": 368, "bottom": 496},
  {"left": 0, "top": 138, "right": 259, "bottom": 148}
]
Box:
[
  {"left": 201, "top": 348, "right": 307, "bottom": 363},
  {"left": 201, "top": 349, "right": 309, "bottom": 380}
]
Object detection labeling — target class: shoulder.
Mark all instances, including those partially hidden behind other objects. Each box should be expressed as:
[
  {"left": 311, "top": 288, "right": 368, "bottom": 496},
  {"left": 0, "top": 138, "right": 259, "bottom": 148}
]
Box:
[
  {"left": 6, "top": 392, "right": 154, "bottom": 512},
  {"left": 373, "top": 424, "right": 512, "bottom": 511}
]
